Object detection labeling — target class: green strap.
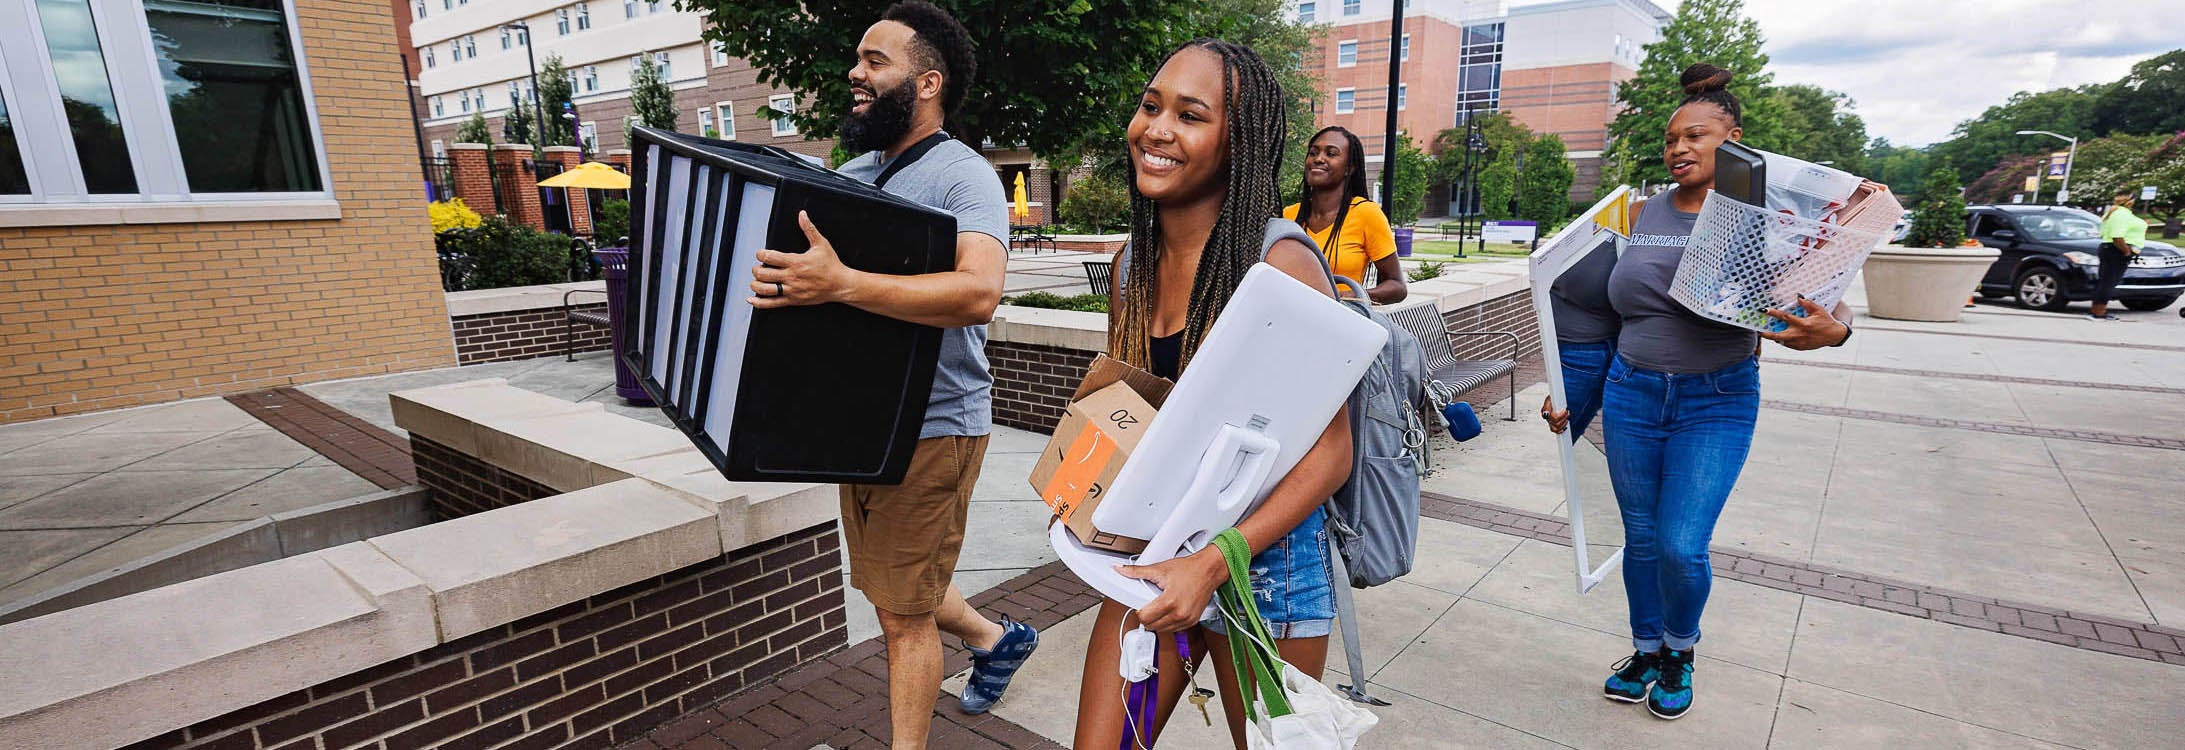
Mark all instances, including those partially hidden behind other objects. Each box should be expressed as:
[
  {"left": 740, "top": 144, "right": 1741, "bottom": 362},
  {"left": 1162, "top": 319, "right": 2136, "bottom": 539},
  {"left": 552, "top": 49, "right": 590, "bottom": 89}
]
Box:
[{"left": 1212, "top": 528, "right": 1294, "bottom": 721}]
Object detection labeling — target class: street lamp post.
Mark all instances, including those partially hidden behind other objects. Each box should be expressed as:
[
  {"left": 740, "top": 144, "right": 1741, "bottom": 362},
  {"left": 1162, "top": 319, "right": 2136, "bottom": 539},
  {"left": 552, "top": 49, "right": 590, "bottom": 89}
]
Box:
[
  {"left": 2016, "top": 130, "right": 2077, "bottom": 205},
  {"left": 503, "top": 22, "right": 546, "bottom": 151},
  {"left": 1380, "top": 0, "right": 1403, "bottom": 220}
]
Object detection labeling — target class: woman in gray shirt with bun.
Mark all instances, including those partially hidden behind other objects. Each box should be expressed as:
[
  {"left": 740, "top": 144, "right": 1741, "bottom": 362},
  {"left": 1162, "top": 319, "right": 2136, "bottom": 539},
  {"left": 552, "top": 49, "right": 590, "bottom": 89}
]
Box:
[{"left": 1583, "top": 63, "right": 1853, "bottom": 721}]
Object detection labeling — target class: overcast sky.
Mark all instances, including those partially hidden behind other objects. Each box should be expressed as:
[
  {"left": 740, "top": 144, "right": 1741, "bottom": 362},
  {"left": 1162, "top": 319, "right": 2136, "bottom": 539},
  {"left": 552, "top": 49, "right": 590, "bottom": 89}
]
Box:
[{"left": 1519, "top": 0, "right": 2185, "bottom": 147}]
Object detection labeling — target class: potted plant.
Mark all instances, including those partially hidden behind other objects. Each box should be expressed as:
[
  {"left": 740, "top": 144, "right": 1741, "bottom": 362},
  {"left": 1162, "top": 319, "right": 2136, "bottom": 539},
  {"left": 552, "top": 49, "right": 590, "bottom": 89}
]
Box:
[{"left": 1861, "top": 168, "right": 2000, "bottom": 322}]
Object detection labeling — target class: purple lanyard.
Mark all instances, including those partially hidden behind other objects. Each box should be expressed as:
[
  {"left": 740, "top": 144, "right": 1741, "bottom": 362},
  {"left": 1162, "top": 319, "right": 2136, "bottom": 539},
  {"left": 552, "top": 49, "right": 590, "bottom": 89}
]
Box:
[{"left": 1120, "top": 633, "right": 1193, "bottom": 750}]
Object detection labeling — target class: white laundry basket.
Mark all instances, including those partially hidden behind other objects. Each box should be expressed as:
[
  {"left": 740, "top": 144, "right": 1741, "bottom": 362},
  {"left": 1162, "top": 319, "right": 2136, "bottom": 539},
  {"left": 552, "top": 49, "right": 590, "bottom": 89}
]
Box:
[{"left": 1669, "top": 190, "right": 1901, "bottom": 332}]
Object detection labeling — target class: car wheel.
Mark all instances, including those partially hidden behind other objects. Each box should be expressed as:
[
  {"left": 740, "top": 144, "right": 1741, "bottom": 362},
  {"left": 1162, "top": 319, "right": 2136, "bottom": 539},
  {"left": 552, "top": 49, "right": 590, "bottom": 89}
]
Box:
[
  {"left": 2121, "top": 295, "right": 2181, "bottom": 312},
  {"left": 2014, "top": 267, "right": 2070, "bottom": 312}
]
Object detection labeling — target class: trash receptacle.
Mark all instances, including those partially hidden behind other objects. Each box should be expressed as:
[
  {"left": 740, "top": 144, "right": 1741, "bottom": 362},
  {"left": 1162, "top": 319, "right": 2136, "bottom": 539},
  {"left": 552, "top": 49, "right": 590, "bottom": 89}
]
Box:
[{"left": 593, "top": 248, "right": 652, "bottom": 406}]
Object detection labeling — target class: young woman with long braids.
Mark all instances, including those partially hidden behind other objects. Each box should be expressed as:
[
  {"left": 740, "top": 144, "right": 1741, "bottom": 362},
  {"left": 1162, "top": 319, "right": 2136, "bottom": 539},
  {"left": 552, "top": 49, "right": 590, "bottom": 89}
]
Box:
[
  {"left": 1284, "top": 126, "right": 1407, "bottom": 303},
  {"left": 1578, "top": 63, "right": 1852, "bottom": 720},
  {"left": 1069, "top": 39, "right": 1353, "bottom": 748}
]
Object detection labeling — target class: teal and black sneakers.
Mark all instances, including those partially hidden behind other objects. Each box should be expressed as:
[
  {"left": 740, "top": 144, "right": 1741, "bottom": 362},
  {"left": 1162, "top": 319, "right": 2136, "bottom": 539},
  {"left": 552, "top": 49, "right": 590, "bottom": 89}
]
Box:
[
  {"left": 1649, "top": 648, "right": 1696, "bottom": 720},
  {"left": 1602, "top": 650, "right": 1659, "bottom": 703}
]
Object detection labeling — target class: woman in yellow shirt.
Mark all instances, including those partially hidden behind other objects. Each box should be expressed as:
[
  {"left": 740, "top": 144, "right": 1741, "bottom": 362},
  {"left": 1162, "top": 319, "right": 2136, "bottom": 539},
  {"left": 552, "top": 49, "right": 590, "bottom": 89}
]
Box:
[{"left": 1283, "top": 126, "right": 1407, "bottom": 304}]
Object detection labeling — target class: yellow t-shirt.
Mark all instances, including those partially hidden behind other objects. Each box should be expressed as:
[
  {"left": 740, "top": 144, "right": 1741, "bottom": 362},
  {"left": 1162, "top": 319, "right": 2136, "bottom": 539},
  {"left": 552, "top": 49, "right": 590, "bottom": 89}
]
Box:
[{"left": 1282, "top": 197, "right": 1397, "bottom": 283}]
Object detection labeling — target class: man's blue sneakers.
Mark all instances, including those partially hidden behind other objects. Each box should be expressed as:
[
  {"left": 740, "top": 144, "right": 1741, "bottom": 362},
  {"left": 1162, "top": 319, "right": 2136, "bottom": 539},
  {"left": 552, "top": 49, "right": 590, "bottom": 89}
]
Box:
[
  {"left": 1649, "top": 648, "right": 1695, "bottom": 720},
  {"left": 1603, "top": 650, "right": 1659, "bottom": 703},
  {"left": 958, "top": 618, "right": 1039, "bottom": 715}
]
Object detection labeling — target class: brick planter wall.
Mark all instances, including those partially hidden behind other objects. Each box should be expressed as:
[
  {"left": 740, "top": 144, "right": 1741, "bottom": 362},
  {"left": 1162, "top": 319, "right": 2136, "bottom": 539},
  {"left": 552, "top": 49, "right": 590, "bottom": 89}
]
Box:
[
  {"left": 412, "top": 436, "right": 559, "bottom": 520},
  {"left": 1052, "top": 238, "right": 1126, "bottom": 254},
  {"left": 450, "top": 306, "right": 610, "bottom": 366},
  {"left": 984, "top": 341, "right": 1096, "bottom": 434},
  {"left": 123, "top": 524, "right": 847, "bottom": 750},
  {"left": 1441, "top": 290, "right": 1543, "bottom": 363}
]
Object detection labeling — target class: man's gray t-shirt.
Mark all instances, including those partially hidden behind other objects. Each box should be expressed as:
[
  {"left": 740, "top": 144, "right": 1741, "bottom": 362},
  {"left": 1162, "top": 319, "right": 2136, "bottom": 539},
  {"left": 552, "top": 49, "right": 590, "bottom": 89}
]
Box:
[
  {"left": 838, "top": 137, "right": 1008, "bottom": 438},
  {"left": 1607, "top": 187, "right": 1758, "bottom": 373}
]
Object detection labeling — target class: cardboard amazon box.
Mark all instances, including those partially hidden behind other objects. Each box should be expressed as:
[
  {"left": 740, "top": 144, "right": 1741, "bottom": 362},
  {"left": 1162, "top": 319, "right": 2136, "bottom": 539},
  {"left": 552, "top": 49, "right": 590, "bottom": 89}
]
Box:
[{"left": 1030, "top": 355, "right": 1173, "bottom": 554}]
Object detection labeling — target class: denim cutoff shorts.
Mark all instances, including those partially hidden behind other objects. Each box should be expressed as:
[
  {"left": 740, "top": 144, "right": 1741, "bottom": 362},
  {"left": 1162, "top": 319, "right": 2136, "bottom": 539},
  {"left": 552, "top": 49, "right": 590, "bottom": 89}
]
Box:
[{"left": 1200, "top": 506, "right": 1337, "bottom": 639}]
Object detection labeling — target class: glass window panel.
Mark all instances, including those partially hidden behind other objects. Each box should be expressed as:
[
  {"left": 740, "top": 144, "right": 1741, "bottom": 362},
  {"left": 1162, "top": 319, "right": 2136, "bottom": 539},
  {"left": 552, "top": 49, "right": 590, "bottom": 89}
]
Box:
[
  {"left": 0, "top": 90, "right": 28, "bottom": 194},
  {"left": 144, "top": 0, "right": 323, "bottom": 192},
  {"left": 36, "top": 0, "right": 139, "bottom": 193}
]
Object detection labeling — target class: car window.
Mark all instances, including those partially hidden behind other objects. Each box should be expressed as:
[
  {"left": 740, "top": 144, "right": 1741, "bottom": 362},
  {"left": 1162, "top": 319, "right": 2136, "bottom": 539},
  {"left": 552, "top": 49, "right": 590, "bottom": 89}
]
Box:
[
  {"left": 2016, "top": 213, "right": 2101, "bottom": 241},
  {"left": 1970, "top": 213, "right": 2006, "bottom": 238}
]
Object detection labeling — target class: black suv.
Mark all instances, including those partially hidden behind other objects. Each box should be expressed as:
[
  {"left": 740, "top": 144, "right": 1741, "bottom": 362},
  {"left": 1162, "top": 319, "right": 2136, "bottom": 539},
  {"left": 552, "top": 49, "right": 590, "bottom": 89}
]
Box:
[{"left": 1968, "top": 205, "right": 2185, "bottom": 311}]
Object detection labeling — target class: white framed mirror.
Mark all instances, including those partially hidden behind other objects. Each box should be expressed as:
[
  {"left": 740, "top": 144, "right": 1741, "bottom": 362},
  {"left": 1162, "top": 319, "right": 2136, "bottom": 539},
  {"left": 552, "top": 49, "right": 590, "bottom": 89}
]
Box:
[{"left": 1528, "top": 187, "right": 1633, "bottom": 593}]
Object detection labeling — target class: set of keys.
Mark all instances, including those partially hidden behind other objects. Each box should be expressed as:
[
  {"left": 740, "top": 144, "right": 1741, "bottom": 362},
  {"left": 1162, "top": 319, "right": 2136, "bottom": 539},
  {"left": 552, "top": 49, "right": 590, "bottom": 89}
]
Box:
[{"left": 1186, "top": 685, "right": 1216, "bottom": 725}]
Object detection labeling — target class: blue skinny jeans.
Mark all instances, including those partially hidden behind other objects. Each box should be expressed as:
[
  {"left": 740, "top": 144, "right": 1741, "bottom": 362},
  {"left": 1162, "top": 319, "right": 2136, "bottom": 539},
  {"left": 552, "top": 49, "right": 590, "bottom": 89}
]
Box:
[
  {"left": 1557, "top": 339, "right": 1615, "bottom": 441},
  {"left": 1601, "top": 353, "right": 1759, "bottom": 652}
]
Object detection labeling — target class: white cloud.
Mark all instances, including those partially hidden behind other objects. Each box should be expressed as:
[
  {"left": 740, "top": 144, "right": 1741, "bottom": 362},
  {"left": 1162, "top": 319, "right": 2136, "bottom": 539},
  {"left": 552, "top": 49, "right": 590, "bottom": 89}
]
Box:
[{"left": 1517, "top": 0, "right": 2185, "bottom": 146}]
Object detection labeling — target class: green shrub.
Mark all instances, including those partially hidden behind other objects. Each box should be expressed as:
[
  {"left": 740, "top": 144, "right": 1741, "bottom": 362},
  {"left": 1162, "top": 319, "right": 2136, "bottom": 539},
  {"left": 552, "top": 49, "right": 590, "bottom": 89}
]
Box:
[
  {"left": 1058, "top": 173, "right": 1129, "bottom": 233},
  {"left": 1906, "top": 167, "right": 1967, "bottom": 248},
  {"left": 1409, "top": 260, "right": 1446, "bottom": 282},
  {"left": 1002, "top": 291, "right": 1108, "bottom": 313},
  {"left": 436, "top": 216, "right": 572, "bottom": 291},
  {"left": 592, "top": 198, "right": 632, "bottom": 245}
]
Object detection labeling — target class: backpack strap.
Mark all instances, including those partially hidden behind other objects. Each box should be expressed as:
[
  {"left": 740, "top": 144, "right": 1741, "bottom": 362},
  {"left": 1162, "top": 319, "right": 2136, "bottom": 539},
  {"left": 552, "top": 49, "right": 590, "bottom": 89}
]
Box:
[{"left": 1327, "top": 528, "right": 1389, "bottom": 706}]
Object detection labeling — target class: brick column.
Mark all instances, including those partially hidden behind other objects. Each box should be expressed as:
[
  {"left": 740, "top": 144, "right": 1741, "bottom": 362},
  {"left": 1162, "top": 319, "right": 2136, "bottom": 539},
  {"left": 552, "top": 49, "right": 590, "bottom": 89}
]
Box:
[
  {"left": 1032, "top": 166, "right": 1056, "bottom": 225},
  {"left": 492, "top": 144, "right": 545, "bottom": 230},
  {"left": 604, "top": 148, "right": 632, "bottom": 173},
  {"left": 544, "top": 145, "right": 592, "bottom": 237},
  {"left": 447, "top": 143, "right": 496, "bottom": 215}
]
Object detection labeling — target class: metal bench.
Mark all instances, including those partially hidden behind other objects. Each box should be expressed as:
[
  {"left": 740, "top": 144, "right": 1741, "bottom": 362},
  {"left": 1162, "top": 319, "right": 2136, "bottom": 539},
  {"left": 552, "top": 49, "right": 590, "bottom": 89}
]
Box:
[
  {"left": 563, "top": 288, "right": 610, "bottom": 361},
  {"left": 1083, "top": 260, "right": 1114, "bottom": 298},
  {"left": 1385, "top": 303, "right": 1520, "bottom": 421}
]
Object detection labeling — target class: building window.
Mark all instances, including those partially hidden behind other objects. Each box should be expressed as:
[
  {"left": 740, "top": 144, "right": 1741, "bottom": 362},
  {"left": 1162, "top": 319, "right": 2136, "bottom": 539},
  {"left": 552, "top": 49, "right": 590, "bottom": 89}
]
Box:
[
  {"left": 1297, "top": 1, "right": 1314, "bottom": 22},
  {"left": 1401, "top": 34, "right": 1410, "bottom": 62},
  {"left": 501, "top": 27, "right": 513, "bottom": 48},
  {"left": 1334, "top": 88, "right": 1355, "bottom": 114},
  {"left": 424, "top": 47, "right": 436, "bottom": 68},
  {"left": 716, "top": 102, "right": 734, "bottom": 139},
  {"left": 31, "top": 0, "right": 137, "bottom": 193},
  {"left": 1337, "top": 40, "right": 1356, "bottom": 67},
  {"left": 1342, "top": 0, "right": 1359, "bottom": 16},
  {"left": 463, "top": 35, "right": 476, "bottom": 59},
  {"left": 555, "top": 8, "right": 569, "bottom": 35},
  {"left": 412, "top": 0, "right": 424, "bottom": 18},
  {"left": 769, "top": 94, "right": 796, "bottom": 137},
  {"left": 646, "top": 0, "right": 660, "bottom": 13},
  {"left": 655, "top": 51, "right": 672, "bottom": 81},
  {"left": 441, "top": 0, "right": 450, "bottom": 9},
  {"left": 431, "top": 139, "right": 445, "bottom": 157},
  {"left": 431, "top": 96, "right": 444, "bottom": 117},
  {"left": 584, "top": 66, "right": 599, "bottom": 92},
  {"left": 713, "top": 42, "right": 730, "bottom": 67},
  {"left": 1397, "top": 84, "right": 1406, "bottom": 110},
  {"left": 623, "top": 0, "right": 636, "bottom": 18},
  {"left": 449, "top": 40, "right": 461, "bottom": 62},
  {"left": 576, "top": 2, "right": 589, "bottom": 30},
  {"left": 580, "top": 121, "right": 597, "bottom": 150},
  {"left": 698, "top": 108, "right": 713, "bottom": 136}
]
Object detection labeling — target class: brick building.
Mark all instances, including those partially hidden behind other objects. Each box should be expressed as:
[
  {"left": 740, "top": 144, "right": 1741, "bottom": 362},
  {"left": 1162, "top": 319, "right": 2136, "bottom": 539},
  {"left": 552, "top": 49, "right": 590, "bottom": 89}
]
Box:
[
  {"left": 0, "top": 0, "right": 456, "bottom": 424},
  {"left": 1298, "top": 0, "right": 1668, "bottom": 204}
]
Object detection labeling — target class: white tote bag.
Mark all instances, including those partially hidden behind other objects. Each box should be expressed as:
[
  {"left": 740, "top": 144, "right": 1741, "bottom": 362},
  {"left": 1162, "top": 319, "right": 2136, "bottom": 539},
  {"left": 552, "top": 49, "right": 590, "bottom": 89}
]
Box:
[
  {"left": 1243, "top": 663, "right": 1380, "bottom": 749},
  {"left": 1215, "top": 529, "right": 1379, "bottom": 749}
]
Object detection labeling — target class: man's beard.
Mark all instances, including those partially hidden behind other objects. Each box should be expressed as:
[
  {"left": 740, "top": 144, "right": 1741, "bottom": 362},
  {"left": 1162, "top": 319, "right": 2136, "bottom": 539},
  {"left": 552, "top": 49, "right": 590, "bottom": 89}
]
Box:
[{"left": 839, "top": 78, "right": 920, "bottom": 154}]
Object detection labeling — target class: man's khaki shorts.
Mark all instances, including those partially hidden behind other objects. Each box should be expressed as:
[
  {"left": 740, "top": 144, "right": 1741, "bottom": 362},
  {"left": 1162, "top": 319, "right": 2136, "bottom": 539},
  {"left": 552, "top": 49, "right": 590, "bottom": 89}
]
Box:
[{"left": 839, "top": 434, "right": 988, "bottom": 615}]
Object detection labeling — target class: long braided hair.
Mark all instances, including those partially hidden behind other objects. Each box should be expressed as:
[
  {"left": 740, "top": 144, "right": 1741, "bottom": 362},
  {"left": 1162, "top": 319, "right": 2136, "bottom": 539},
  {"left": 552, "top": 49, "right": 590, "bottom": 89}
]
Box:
[
  {"left": 1296, "top": 125, "right": 1370, "bottom": 266},
  {"left": 1108, "top": 38, "right": 1289, "bottom": 372}
]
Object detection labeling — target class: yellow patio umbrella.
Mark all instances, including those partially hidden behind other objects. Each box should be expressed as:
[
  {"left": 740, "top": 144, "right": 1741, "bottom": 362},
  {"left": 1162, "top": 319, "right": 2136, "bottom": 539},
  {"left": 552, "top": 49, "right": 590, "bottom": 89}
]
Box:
[
  {"left": 538, "top": 161, "right": 631, "bottom": 190},
  {"left": 1012, "top": 172, "right": 1031, "bottom": 221}
]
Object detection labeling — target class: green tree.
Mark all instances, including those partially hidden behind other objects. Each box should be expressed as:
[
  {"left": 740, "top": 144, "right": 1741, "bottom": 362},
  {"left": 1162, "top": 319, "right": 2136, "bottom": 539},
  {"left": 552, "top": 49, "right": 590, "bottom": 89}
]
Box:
[
  {"left": 1516, "top": 134, "right": 1576, "bottom": 225},
  {"left": 501, "top": 101, "right": 534, "bottom": 146},
  {"left": 456, "top": 111, "right": 492, "bottom": 144},
  {"left": 1964, "top": 154, "right": 2045, "bottom": 205},
  {"left": 1057, "top": 171, "right": 1130, "bottom": 232},
  {"left": 1386, "top": 131, "right": 1431, "bottom": 226},
  {"left": 1607, "top": 0, "right": 1781, "bottom": 184},
  {"left": 1770, "top": 84, "right": 1867, "bottom": 174},
  {"left": 628, "top": 52, "right": 678, "bottom": 144},
  {"left": 2054, "top": 133, "right": 2165, "bottom": 208},
  {"left": 1863, "top": 138, "right": 1929, "bottom": 198},
  {"left": 2092, "top": 49, "right": 2185, "bottom": 136},
  {"left": 1434, "top": 112, "right": 1531, "bottom": 218},
  {"left": 537, "top": 55, "right": 576, "bottom": 147},
  {"left": 693, "top": 0, "right": 1199, "bottom": 158},
  {"left": 1906, "top": 167, "right": 1966, "bottom": 248},
  {"left": 1187, "top": 0, "right": 1320, "bottom": 207},
  {"left": 1930, "top": 86, "right": 2103, "bottom": 183}
]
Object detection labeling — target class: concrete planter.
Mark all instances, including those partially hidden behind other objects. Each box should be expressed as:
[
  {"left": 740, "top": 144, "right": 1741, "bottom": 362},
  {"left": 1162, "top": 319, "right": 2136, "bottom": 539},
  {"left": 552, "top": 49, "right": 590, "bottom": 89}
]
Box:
[{"left": 1861, "top": 244, "right": 2001, "bottom": 322}]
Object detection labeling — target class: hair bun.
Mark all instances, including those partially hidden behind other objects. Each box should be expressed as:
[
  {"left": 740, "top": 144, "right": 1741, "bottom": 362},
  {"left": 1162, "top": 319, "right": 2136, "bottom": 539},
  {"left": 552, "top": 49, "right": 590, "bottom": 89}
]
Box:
[{"left": 1680, "top": 64, "right": 1733, "bottom": 96}]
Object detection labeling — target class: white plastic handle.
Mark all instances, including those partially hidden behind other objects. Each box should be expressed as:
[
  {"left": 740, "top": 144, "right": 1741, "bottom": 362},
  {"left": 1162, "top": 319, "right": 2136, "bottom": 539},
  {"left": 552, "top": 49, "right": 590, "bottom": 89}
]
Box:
[{"left": 1135, "top": 423, "right": 1280, "bottom": 568}]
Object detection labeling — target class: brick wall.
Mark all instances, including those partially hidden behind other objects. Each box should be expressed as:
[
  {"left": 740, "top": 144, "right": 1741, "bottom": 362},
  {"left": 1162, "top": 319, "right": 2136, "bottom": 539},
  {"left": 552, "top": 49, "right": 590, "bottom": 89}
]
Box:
[
  {"left": 984, "top": 341, "right": 1096, "bottom": 434},
  {"left": 981, "top": 287, "right": 1538, "bottom": 436},
  {"left": 449, "top": 145, "right": 497, "bottom": 215},
  {"left": 448, "top": 305, "right": 610, "bottom": 366},
  {"left": 492, "top": 146, "right": 546, "bottom": 231},
  {"left": 0, "top": 0, "right": 456, "bottom": 424},
  {"left": 122, "top": 523, "right": 848, "bottom": 750},
  {"left": 412, "top": 436, "right": 560, "bottom": 520}
]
